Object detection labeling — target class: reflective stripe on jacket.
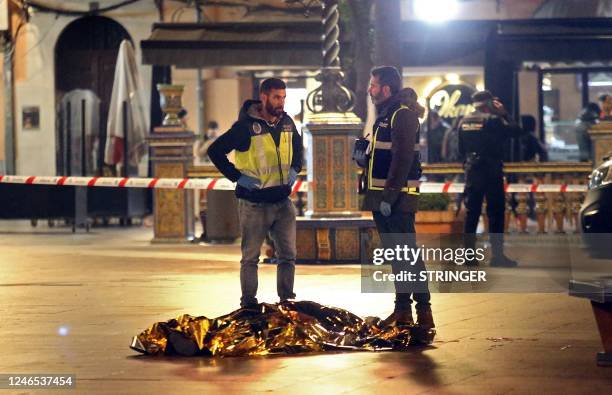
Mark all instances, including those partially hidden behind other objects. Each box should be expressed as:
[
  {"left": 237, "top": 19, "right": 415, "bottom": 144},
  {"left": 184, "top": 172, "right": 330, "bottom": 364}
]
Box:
[{"left": 368, "top": 104, "right": 421, "bottom": 195}]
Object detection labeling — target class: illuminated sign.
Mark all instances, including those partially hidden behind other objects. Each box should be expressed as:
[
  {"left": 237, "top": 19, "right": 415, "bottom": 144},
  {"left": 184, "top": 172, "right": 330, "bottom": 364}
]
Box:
[{"left": 427, "top": 82, "right": 476, "bottom": 122}]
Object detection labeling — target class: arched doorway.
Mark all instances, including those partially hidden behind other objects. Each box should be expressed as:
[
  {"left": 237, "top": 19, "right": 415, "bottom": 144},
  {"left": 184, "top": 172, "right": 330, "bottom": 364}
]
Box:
[{"left": 55, "top": 16, "right": 132, "bottom": 175}]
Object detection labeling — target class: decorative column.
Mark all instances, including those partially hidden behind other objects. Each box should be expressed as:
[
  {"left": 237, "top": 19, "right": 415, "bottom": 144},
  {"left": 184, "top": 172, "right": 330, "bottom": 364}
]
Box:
[
  {"left": 302, "top": 0, "right": 363, "bottom": 217},
  {"left": 534, "top": 193, "right": 547, "bottom": 233},
  {"left": 515, "top": 193, "right": 529, "bottom": 233},
  {"left": 148, "top": 84, "right": 195, "bottom": 243},
  {"left": 504, "top": 194, "right": 513, "bottom": 233},
  {"left": 552, "top": 193, "right": 566, "bottom": 234},
  {"left": 294, "top": 0, "right": 372, "bottom": 264}
]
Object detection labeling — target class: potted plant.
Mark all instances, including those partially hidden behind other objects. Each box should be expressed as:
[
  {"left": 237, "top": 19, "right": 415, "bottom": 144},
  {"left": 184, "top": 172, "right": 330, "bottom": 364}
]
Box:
[{"left": 415, "top": 193, "right": 464, "bottom": 234}]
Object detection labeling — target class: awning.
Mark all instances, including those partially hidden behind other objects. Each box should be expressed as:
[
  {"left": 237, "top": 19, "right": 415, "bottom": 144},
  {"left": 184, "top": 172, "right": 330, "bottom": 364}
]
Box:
[{"left": 140, "top": 21, "right": 324, "bottom": 68}]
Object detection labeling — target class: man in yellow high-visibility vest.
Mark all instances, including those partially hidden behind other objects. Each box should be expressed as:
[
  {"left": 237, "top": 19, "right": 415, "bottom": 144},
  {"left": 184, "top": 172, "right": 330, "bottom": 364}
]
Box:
[{"left": 208, "top": 78, "right": 303, "bottom": 309}]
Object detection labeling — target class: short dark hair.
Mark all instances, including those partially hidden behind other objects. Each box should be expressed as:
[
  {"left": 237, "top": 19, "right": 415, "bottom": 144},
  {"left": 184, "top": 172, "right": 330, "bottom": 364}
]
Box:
[
  {"left": 520, "top": 115, "right": 536, "bottom": 133},
  {"left": 371, "top": 66, "right": 402, "bottom": 95},
  {"left": 207, "top": 120, "right": 218, "bottom": 129},
  {"left": 599, "top": 93, "right": 610, "bottom": 102},
  {"left": 260, "top": 78, "right": 286, "bottom": 94},
  {"left": 587, "top": 102, "right": 601, "bottom": 115}
]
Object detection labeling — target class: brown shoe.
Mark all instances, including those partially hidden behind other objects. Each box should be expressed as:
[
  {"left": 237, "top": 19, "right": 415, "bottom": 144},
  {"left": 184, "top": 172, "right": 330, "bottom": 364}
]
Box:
[
  {"left": 416, "top": 308, "right": 435, "bottom": 329},
  {"left": 381, "top": 309, "right": 414, "bottom": 327}
]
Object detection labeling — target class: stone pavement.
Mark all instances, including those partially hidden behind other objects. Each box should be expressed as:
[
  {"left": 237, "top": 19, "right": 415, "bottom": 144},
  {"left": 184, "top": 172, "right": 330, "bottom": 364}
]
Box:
[{"left": 0, "top": 221, "right": 610, "bottom": 394}]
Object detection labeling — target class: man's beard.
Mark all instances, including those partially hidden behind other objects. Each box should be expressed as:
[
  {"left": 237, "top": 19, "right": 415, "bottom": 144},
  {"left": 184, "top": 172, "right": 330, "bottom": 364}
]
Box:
[
  {"left": 370, "top": 92, "right": 382, "bottom": 105},
  {"left": 266, "top": 101, "right": 283, "bottom": 117}
]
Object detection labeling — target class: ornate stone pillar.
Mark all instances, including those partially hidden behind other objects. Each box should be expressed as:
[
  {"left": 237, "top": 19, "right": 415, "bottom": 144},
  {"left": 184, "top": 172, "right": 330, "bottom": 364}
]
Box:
[
  {"left": 303, "top": 113, "right": 363, "bottom": 217},
  {"left": 295, "top": 0, "right": 372, "bottom": 263},
  {"left": 302, "top": 0, "right": 362, "bottom": 217},
  {"left": 148, "top": 85, "right": 195, "bottom": 243}
]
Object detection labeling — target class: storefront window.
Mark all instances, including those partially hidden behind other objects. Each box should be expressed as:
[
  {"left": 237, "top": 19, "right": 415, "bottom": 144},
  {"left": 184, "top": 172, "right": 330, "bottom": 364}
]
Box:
[
  {"left": 540, "top": 70, "right": 612, "bottom": 162},
  {"left": 588, "top": 72, "right": 612, "bottom": 109},
  {"left": 541, "top": 72, "right": 583, "bottom": 162},
  {"left": 404, "top": 69, "right": 484, "bottom": 163}
]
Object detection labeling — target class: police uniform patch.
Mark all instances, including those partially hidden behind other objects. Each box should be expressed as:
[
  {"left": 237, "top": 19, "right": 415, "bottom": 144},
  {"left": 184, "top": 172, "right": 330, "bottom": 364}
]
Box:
[
  {"left": 252, "top": 122, "right": 262, "bottom": 134},
  {"left": 461, "top": 122, "right": 484, "bottom": 131}
]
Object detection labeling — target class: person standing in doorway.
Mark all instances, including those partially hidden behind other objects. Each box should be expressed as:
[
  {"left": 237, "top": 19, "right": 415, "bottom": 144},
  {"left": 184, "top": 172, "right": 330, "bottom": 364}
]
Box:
[
  {"left": 425, "top": 110, "right": 450, "bottom": 163},
  {"left": 575, "top": 103, "right": 600, "bottom": 162}
]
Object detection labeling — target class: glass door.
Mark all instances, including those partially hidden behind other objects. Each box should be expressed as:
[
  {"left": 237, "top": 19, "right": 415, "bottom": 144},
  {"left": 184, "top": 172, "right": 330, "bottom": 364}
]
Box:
[{"left": 540, "top": 71, "right": 585, "bottom": 162}]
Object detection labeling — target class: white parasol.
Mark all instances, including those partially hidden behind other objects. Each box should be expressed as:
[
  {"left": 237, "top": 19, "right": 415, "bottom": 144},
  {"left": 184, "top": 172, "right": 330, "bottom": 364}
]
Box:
[{"left": 104, "top": 39, "right": 149, "bottom": 173}]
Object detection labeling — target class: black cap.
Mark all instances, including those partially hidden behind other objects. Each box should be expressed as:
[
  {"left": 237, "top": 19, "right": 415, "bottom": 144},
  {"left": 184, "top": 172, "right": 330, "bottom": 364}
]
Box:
[{"left": 471, "top": 90, "right": 494, "bottom": 106}]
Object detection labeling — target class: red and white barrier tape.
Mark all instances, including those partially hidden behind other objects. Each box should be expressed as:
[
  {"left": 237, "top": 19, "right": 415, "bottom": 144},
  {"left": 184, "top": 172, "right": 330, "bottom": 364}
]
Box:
[
  {"left": 0, "top": 175, "right": 302, "bottom": 192},
  {"left": 0, "top": 175, "right": 588, "bottom": 193}
]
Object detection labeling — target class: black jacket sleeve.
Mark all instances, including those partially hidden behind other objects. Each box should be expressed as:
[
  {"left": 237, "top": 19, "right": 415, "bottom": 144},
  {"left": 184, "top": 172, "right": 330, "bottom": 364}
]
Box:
[
  {"left": 497, "top": 115, "right": 526, "bottom": 139},
  {"left": 290, "top": 121, "right": 304, "bottom": 173},
  {"left": 535, "top": 139, "right": 549, "bottom": 162},
  {"left": 458, "top": 121, "right": 465, "bottom": 159},
  {"left": 383, "top": 107, "right": 419, "bottom": 205},
  {"left": 207, "top": 123, "right": 249, "bottom": 182}
]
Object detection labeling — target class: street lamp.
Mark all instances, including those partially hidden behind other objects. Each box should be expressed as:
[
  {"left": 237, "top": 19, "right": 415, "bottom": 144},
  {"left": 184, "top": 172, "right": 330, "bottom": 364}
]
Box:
[
  {"left": 285, "top": 0, "right": 355, "bottom": 113},
  {"left": 413, "top": 0, "right": 459, "bottom": 22},
  {"left": 285, "top": 0, "right": 365, "bottom": 264}
]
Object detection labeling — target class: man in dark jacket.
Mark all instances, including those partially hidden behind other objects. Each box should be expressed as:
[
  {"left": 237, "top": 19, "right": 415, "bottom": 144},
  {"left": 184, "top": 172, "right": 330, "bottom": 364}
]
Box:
[
  {"left": 459, "top": 91, "right": 525, "bottom": 267},
  {"left": 426, "top": 110, "right": 450, "bottom": 163},
  {"left": 208, "top": 78, "right": 303, "bottom": 308},
  {"left": 355, "top": 66, "right": 434, "bottom": 330},
  {"left": 575, "top": 103, "right": 600, "bottom": 162},
  {"left": 519, "top": 115, "right": 548, "bottom": 162}
]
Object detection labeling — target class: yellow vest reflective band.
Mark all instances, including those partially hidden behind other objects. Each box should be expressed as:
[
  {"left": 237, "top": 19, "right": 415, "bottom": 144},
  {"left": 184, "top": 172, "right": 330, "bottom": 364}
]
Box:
[
  {"left": 235, "top": 129, "right": 293, "bottom": 189},
  {"left": 368, "top": 104, "right": 420, "bottom": 195}
]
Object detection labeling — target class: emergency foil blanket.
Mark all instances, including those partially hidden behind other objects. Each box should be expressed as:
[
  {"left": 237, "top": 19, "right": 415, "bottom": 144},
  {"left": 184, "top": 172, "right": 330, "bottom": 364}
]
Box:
[{"left": 130, "top": 301, "right": 435, "bottom": 357}]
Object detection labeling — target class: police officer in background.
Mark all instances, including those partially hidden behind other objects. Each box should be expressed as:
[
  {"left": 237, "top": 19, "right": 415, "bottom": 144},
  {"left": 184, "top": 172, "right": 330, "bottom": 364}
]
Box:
[
  {"left": 354, "top": 66, "right": 434, "bottom": 330},
  {"left": 459, "top": 90, "right": 525, "bottom": 267}
]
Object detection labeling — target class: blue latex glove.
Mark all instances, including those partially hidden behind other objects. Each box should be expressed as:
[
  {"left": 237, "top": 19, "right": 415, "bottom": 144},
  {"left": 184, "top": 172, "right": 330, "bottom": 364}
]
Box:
[
  {"left": 353, "top": 151, "right": 368, "bottom": 168},
  {"left": 287, "top": 168, "right": 298, "bottom": 187},
  {"left": 379, "top": 201, "right": 392, "bottom": 217},
  {"left": 237, "top": 174, "right": 261, "bottom": 191}
]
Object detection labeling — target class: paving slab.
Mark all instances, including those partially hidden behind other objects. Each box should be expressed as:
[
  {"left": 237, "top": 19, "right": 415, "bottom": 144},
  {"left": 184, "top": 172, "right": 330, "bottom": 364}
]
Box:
[{"left": 0, "top": 221, "right": 610, "bottom": 394}]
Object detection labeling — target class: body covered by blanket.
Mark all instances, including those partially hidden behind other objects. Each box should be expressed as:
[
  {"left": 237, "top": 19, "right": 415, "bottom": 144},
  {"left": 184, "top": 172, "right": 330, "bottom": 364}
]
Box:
[{"left": 130, "top": 301, "right": 435, "bottom": 357}]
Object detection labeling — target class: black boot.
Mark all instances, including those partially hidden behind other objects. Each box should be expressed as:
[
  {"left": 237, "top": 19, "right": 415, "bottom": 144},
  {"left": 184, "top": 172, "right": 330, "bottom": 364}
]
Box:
[
  {"left": 381, "top": 308, "right": 414, "bottom": 327},
  {"left": 489, "top": 254, "right": 518, "bottom": 267},
  {"left": 416, "top": 308, "right": 435, "bottom": 329},
  {"left": 489, "top": 232, "right": 517, "bottom": 267}
]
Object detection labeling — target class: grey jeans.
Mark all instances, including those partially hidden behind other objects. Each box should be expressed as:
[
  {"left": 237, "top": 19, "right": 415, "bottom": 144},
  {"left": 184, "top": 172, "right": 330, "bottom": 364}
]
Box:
[{"left": 238, "top": 198, "right": 297, "bottom": 307}]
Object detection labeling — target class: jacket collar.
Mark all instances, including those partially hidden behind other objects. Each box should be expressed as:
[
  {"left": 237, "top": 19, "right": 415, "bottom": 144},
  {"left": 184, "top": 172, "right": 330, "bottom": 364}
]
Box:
[
  {"left": 240, "top": 100, "right": 286, "bottom": 127},
  {"left": 375, "top": 94, "right": 401, "bottom": 118}
]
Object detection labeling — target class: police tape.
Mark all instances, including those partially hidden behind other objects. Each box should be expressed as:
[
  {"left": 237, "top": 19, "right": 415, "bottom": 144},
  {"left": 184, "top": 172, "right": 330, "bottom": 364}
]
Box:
[{"left": 0, "top": 175, "right": 588, "bottom": 193}]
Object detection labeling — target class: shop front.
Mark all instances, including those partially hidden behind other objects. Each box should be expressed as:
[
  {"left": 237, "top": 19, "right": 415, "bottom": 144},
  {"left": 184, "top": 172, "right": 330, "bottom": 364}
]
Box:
[{"left": 400, "top": 17, "right": 612, "bottom": 163}]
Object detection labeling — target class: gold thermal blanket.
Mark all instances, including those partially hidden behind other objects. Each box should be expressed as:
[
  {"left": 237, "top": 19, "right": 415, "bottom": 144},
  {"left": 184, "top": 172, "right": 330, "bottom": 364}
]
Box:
[{"left": 130, "top": 301, "right": 435, "bottom": 357}]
